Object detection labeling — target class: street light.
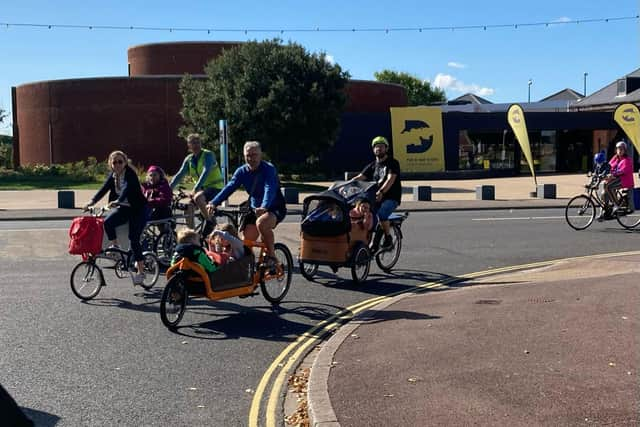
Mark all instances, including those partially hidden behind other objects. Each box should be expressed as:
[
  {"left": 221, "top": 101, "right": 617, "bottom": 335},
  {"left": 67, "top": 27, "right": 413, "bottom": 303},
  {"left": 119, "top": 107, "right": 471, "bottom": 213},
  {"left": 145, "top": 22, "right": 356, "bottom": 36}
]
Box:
[
  {"left": 583, "top": 72, "right": 588, "bottom": 97},
  {"left": 528, "top": 79, "right": 533, "bottom": 103}
]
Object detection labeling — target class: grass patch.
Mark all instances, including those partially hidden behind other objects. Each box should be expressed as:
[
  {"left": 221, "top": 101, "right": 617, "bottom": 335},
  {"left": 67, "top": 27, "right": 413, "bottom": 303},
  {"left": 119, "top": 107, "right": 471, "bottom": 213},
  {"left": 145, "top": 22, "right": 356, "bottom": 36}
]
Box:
[{"left": 0, "top": 177, "right": 102, "bottom": 190}]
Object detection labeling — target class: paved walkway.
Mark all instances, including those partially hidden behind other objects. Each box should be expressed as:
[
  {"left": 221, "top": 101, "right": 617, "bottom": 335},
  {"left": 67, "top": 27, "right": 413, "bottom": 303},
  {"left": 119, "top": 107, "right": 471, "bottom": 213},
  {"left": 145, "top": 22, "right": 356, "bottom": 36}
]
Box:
[
  {"left": 308, "top": 253, "right": 640, "bottom": 426},
  {"left": 0, "top": 173, "right": 599, "bottom": 220}
]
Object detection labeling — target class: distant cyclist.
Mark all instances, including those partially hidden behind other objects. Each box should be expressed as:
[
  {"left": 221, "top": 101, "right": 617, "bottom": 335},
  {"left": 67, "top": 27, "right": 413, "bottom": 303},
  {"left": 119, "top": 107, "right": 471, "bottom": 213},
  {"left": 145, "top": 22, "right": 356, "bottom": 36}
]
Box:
[
  {"left": 599, "top": 141, "right": 634, "bottom": 220},
  {"left": 170, "top": 133, "right": 224, "bottom": 225},
  {"left": 350, "top": 136, "right": 402, "bottom": 249}
]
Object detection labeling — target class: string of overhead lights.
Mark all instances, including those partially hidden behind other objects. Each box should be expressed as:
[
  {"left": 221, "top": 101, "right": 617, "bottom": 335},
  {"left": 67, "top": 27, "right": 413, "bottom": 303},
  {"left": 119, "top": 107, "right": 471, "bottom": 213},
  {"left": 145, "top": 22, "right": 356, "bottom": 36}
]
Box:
[{"left": 0, "top": 15, "right": 637, "bottom": 35}]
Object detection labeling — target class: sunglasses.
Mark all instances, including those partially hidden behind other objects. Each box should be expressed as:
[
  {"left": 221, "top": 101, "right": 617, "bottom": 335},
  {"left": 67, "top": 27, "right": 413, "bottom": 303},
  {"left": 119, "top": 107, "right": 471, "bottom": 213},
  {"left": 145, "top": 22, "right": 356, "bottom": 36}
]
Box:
[{"left": 112, "top": 159, "right": 124, "bottom": 165}]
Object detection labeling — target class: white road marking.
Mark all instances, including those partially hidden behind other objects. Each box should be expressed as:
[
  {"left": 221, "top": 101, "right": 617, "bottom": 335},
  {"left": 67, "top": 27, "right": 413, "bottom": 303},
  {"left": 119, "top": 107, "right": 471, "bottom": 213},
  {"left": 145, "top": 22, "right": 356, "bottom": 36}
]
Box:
[{"left": 472, "top": 216, "right": 565, "bottom": 221}]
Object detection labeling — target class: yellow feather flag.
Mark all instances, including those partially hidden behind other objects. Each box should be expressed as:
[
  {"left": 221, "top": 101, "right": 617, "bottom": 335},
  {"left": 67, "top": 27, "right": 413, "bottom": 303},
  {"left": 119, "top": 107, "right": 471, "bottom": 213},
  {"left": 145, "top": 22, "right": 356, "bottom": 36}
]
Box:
[
  {"left": 614, "top": 103, "right": 640, "bottom": 152},
  {"left": 507, "top": 104, "right": 537, "bottom": 186}
]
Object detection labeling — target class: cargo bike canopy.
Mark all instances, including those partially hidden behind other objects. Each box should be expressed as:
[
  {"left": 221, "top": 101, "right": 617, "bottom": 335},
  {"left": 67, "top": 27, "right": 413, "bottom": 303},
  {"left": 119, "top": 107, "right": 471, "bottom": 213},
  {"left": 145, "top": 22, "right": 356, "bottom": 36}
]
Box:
[{"left": 301, "top": 181, "right": 377, "bottom": 237}]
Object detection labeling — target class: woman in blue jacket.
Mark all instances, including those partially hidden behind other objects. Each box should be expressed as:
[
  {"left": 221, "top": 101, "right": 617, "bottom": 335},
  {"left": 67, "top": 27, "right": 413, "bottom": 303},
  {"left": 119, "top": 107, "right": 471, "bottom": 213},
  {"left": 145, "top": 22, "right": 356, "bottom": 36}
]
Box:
[{"left": 84, "top": 150, "right": 148, "bottom": 285}]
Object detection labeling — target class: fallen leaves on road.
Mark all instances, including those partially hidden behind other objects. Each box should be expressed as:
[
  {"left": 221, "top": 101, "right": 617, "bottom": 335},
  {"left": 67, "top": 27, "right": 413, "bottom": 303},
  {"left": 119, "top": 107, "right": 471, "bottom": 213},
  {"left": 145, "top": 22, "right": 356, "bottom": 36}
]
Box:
[{"left": 285, "top": 368, "right": 310, "bottom": 427}]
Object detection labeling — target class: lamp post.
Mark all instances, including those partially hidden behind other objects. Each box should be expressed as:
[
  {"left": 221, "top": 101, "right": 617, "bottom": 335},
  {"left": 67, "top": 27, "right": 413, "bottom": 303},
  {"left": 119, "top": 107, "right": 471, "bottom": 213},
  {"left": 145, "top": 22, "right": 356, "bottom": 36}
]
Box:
[
  {"left": 583, "top": 72, "right": 588, "bottom": 97},
  {"left": 527, "top": 79, "right": 533, "bottom": 103}
]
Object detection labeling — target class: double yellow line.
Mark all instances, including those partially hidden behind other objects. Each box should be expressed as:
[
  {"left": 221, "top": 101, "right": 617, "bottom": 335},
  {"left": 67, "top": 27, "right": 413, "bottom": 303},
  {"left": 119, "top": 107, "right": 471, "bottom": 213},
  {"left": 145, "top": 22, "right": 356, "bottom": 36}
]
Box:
[{"left": 248, "top": 250, "right": 640, "bottom": 427}]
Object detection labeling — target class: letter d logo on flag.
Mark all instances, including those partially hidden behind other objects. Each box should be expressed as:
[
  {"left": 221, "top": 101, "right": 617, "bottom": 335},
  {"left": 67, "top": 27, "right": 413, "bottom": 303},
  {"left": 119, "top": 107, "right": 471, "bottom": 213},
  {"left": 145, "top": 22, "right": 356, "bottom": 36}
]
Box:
[
  {"left": 507, "top": 104, "right": 537, "bottom": 186},
  {"left": 614, "top": 103, "right": 640, "bottom": 152}
]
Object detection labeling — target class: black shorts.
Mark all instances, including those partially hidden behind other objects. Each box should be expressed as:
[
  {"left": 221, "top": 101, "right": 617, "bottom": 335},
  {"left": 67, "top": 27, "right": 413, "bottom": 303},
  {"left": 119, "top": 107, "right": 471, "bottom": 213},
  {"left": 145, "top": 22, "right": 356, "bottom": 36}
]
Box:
[{"left": 239, "top": 206, "right": 287, "bottom": 231}]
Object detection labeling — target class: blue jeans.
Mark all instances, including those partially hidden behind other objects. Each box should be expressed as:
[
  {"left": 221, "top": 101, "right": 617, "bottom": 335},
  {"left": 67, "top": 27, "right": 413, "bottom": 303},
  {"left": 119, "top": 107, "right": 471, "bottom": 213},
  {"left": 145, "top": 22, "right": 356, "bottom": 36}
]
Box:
[
  {"left": 377, "top": 199, "right": 399, "bottom": 221},
  {"left": 104, "top": 206, "right": 147, "bottom": 261}
]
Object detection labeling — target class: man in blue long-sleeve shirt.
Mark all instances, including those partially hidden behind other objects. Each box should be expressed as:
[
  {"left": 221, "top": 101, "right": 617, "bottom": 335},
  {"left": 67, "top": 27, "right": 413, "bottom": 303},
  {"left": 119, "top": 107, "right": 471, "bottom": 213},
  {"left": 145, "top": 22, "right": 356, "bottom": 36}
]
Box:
[{"left": 207, "top": 141, "right": 286, "bottom": 260}]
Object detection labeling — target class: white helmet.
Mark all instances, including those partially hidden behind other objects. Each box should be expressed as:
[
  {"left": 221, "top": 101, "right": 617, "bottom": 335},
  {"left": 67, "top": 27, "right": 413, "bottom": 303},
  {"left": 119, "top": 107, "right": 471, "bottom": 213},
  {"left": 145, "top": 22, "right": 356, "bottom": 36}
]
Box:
[{"left": 616, "top": 141, "right": 628, "bottom": 150}]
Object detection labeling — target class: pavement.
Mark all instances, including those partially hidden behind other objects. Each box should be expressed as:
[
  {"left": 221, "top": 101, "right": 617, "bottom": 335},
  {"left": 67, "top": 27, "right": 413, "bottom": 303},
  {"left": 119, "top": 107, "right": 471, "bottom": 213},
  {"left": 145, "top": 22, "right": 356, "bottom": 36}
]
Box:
[
  {"left": 0, "top": 173, "right": 593, "bottom": 221},
  {"left": 2, "top": 173, "right": 640, "bottom": 426},
  {"left": 308, "top": 253, "right": 640, "bottom": 426}
]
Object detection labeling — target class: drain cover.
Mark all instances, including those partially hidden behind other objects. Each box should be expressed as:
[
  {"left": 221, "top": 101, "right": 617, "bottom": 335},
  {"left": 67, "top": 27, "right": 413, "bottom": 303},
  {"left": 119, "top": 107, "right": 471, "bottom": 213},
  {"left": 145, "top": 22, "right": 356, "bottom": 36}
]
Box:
[
  {"left": 528, "top": 297, "right": 555, "bottom": 304},
  {"left": 475, "top": 299, "right": 501, "bottom": 305}
]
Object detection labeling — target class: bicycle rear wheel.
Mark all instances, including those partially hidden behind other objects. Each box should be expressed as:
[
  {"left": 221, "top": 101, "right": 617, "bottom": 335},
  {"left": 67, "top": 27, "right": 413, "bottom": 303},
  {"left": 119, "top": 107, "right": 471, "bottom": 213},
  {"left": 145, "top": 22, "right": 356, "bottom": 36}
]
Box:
[
  {"left": 154, "top": 229, "right": 177, "bottom": 266},
  {"left": 261, "top": 243, "right": 293, "bottom": 304},
  {"left": 565, "top": 195, "right": 595, "bottom": 230},
  {"left": 160, "top": 275, "right": 187, "bottom": 329},
  {"left": 375, "top": 225, "right": 402, "bottom": 272},
  {"left": 70, "top": 261, "right": 104, "bottom": 300},
  {"left": 615, "top": 208, "right": 640, "bottom": 229}
]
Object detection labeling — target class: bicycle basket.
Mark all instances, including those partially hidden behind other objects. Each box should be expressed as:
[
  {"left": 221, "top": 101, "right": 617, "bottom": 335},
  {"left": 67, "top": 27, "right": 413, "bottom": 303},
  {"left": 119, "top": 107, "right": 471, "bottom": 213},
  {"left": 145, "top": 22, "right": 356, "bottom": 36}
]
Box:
[{"left": 68, "top": 216, "right": 104, "bottom": 257}]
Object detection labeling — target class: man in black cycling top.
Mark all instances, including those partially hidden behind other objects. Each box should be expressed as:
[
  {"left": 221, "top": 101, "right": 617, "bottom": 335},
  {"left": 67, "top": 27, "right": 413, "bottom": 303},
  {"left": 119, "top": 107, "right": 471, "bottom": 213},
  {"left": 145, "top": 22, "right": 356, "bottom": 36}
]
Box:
[{"left": 350, "top": 136, "right": 402, "bottom": 249}]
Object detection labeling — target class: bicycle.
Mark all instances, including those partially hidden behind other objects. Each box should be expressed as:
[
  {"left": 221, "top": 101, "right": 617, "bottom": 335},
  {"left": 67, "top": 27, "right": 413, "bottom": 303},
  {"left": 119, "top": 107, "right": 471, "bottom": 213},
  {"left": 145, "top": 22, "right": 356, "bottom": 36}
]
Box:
[
  {"left": 160, "top": 237, "right": 293, "bottom": 329},
  {"left": 141, "top": 217, "right": 177, "bottom": 267},
  {"left": 565, "top": 173, "right": 640, "bottom": 230},
  {"left": 299, "top": 181, "right": 409, "bottom": 283},
  {"left": 172, "top": 187, "right": 237, "bottom": 238},
  {"left": 70, "top": 206, "right": 161, "bottom": 301}
]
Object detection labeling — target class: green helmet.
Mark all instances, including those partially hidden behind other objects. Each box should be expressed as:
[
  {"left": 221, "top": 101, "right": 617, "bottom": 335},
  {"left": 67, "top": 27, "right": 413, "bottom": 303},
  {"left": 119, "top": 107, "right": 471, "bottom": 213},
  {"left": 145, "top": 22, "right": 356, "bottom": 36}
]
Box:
[{"left": 371, "top": 136, "right": 389, "bottom": 148}]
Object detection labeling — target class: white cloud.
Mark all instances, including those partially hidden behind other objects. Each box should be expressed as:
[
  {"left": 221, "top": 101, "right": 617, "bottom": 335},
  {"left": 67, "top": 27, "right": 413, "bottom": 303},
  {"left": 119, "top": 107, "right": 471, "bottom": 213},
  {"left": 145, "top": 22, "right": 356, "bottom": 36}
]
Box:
[
  {"left": 447, "top": 61, "right": 466, "bottom": 69},
  {"left": 433, "top": 73, "right": 494, "bottom": 97},
  {"left": 325, "top": 54, "right": 335, "bottom": 65},
  {"left": 553, "top": 16, "right": 572, "bottom": 23}
]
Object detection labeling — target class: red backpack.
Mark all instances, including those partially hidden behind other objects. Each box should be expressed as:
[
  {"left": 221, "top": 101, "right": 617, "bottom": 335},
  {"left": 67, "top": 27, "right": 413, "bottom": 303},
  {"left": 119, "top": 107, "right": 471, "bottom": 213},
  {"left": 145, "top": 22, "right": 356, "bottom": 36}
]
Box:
[{"left": 69, "top": 216, "right": 104, "bottom": 259}]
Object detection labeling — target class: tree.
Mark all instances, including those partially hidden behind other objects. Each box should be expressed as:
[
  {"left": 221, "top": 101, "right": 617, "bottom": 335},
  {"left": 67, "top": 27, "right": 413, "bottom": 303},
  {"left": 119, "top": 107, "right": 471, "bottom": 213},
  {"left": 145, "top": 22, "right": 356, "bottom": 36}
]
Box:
[
  {"left": 0, "top": 108, "right": 6, "bottom": 124},
  {"left": 180, "top": 39, "right": 350, "bottom": 167},
  {"left": 374, "top": 70, "right": 446, "bottom": 105}
]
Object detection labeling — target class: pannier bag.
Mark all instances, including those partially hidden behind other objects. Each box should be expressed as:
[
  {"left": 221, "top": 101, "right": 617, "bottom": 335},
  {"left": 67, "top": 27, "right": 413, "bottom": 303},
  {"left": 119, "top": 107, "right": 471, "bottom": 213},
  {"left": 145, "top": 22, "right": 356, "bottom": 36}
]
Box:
[{"left": 69, "top": 216, "right": 104, "bottom": 257}]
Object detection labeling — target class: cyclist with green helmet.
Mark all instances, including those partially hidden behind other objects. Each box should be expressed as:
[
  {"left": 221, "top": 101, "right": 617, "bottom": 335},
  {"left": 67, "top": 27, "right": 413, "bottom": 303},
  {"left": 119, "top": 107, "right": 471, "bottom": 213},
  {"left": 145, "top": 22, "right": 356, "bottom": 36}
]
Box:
[
  {"left": 170, "top": 133, "right": 224, "bottom": 223},
  {"left": 350, "top": 136, "right": 402, "bottom": 249}
]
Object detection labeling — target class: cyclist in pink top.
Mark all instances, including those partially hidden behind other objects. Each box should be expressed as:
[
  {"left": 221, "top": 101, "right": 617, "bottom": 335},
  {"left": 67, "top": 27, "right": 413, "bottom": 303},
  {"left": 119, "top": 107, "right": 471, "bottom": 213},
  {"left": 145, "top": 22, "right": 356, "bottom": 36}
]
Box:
[{"left": 599, "top": 141, "right": 634, "bottom": 220}]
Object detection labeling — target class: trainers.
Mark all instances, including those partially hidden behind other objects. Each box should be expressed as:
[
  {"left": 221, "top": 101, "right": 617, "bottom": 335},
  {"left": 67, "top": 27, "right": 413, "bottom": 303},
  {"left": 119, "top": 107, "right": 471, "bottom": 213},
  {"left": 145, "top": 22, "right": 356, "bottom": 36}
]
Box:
[
  {"left": 381, "top": 234, "right": 393, "bottom": 249},
  {"left": 132, "top": 272, "right": 145, "bottom": 286},
  {"left": 262, "top": 256, "right": 278, "bottom": 275},
  {"left": 104, "top": 245, "right": 121, "bottom": 260}
]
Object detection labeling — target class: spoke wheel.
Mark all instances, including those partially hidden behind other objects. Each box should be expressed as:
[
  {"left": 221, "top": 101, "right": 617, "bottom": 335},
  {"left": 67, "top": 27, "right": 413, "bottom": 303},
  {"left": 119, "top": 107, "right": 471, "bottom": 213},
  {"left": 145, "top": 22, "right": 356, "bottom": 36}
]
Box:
[
  {"left": 615, "top": 207, "right": 640, "bottom": 229},
  {"left": 139, "top": 252, "right": 160, "bottom": 289},
  {"left": 565, "top": 195, "right": 595, "bottom": 230},
  {"left": 375, "top": 225, "right": 402, "bottom": 272},
  {"left": 299, "top": 262, "right": 319, "bottom": 281},
  {"left": 160, "top": 276, "right": 187, "bottom": 329},
  {"left": 261, "top": 243, "right": 293, "bottom": 304},
  {"left": 351, "top": 243, "right": 371, "bottom": 284},
  {"left": 154, "top": 230, "right": 177, "bottom": 266},
  {"left": 70, "top": 261, "right": 104, "bottom": 300}
]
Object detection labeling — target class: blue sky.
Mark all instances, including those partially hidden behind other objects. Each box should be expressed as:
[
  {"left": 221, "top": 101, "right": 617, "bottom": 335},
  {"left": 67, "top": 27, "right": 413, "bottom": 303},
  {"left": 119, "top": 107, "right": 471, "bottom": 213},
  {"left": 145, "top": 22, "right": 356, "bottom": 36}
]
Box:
[{"left": 1, "top": 0, "right": 639, "bottom": 135}]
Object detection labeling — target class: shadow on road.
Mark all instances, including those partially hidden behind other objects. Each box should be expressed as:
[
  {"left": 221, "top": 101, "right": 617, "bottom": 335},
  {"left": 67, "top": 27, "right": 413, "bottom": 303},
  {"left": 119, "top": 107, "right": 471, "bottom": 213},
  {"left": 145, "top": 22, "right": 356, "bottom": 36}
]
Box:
[
  {"left": 169, "top": 300, "right": 347, "bottom": 341},
  {"left": 22, "top": 407, "right": 61, "bottom": 426}
]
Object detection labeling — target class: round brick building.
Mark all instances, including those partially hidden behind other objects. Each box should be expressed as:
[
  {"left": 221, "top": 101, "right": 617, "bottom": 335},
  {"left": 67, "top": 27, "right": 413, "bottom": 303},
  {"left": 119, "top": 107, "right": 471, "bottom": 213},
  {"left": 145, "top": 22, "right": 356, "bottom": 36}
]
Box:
[{"left": 13, "top": 42, "right": 407, "bottom": 170}]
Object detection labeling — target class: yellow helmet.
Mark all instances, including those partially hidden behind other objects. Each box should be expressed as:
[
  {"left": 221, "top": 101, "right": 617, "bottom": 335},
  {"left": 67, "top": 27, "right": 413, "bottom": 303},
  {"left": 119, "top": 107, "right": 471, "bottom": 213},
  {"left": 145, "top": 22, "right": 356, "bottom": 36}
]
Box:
[{"left": 371, "top": 136, "right": 389, "bottom": 148}]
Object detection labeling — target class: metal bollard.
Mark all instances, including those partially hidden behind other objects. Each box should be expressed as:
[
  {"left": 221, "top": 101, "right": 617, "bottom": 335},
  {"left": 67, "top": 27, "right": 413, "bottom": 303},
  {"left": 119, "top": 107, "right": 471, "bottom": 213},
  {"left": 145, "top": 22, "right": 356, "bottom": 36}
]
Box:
[
  {"left": 281, "top": 187, "right": 299, "bottom": 204},
  {"left": 536, "top": 184, "right": 556, "bottom": 199},
  {"left": 413, "top": 186, "right": 432, "bottom": 201},
  {"left": 57, "top": 190, "right": 75, "bottom": 209},
  {"left": 475, "top": 185, "right": 495, "bottom": 200}
]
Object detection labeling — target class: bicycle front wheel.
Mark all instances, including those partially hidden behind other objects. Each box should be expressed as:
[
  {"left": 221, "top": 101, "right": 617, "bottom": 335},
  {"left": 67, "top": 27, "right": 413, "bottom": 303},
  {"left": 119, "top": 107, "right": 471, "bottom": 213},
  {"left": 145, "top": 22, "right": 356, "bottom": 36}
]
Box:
[
  {"left": 261, "top": 243, "right": 293, "bottom": 304},
  {"left": 160, "top": 275, "right": 187, "bottom": 329},
  {"left": 375, "top": 225, "right": 402, "bottom": 272},
  {"left": 565, "top": 195, "right": 595, "bottom": 230},
  {"left": 70, "top": 261, "right": 104, "bottom": 300},
  {"left": 140, "top": 252, "right": 160, "bottom": 289}
]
